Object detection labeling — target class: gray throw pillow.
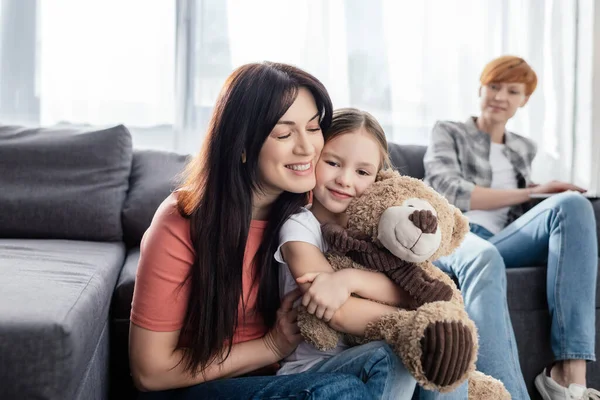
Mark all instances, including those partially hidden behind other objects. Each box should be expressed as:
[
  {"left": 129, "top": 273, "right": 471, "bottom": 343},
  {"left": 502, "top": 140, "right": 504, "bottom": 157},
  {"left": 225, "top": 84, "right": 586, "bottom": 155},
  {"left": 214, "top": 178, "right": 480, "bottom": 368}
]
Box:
[
  {"left": 122, "top": 150, "right": 190, "bottom": 247},
  {"left": 0, "top": 124, "right": 133, "bottom": 241}
]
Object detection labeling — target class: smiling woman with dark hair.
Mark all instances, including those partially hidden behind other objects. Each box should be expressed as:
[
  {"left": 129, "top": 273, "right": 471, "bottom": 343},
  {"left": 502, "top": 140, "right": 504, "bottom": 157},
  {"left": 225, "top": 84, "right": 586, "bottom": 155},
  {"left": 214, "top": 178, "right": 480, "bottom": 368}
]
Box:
[
  {"left": 128, "top": 62, "right": 373, "bottom": 399},
  {"left": 424, "top": 55, "right": 599, "bottom": 400}
]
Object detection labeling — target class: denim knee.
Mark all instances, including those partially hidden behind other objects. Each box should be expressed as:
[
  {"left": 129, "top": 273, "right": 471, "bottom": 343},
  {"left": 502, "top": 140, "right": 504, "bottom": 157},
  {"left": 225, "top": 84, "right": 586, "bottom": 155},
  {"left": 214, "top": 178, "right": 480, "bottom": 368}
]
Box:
[
  {"left": 462, "top": 240, "right": 506, "bottom": 287},
  {"left": 554, "top": 191, "right": 594, "bottom": 220},
  {"left": 374, "top": 342, "right": 396, "bottom": 365},
  {"left": 362, "top": 341, "right": 396, "bottom": 370},
  {"left": 311, "top": 373, "right": 371, "bottom": 399}
]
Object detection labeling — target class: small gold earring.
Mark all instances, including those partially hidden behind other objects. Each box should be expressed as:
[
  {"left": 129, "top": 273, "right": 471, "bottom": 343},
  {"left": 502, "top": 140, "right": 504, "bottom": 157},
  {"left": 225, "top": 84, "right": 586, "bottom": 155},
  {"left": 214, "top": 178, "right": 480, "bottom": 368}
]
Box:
[{"left": 241, "top": 151, "right": 247, "bottom": 164}]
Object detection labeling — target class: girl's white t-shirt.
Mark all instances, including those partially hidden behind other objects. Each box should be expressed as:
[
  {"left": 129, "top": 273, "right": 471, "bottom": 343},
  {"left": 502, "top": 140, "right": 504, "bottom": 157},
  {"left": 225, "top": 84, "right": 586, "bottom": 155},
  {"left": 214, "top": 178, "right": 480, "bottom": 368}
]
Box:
[{"left": 274, "top": 207, "right": 348, "bottom": 375}]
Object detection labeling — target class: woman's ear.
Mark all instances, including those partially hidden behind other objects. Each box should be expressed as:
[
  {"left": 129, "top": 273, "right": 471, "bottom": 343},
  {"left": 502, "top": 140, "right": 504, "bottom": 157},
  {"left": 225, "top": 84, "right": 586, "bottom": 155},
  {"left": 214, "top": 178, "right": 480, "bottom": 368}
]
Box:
[
  {"left": 520, "top": 95, "right": 530, "bottom": 108},
  {"left": 478, "top": 86, "right": 482, "bottom": 97}
]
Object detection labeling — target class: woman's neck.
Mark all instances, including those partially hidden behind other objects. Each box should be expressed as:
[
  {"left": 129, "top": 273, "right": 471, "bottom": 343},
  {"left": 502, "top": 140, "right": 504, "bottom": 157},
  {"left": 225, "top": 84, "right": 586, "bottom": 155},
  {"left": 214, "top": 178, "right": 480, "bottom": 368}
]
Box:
[
  {"left": 310, "top": 199, "right": 348, "bottom": 227},
  {"left": 251, "top": 189, "right": 281, "bottom": 220},
  {"left": 476, "top": 116, "right": 506, "bottom": 144}
]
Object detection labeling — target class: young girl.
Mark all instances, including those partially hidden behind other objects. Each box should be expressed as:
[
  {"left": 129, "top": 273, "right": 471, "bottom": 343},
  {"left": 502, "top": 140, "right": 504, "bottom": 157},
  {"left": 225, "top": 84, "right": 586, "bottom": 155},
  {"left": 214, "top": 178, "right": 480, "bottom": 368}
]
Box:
[{"left": 274, "top": 108, "right": 462, "bottom": 400}]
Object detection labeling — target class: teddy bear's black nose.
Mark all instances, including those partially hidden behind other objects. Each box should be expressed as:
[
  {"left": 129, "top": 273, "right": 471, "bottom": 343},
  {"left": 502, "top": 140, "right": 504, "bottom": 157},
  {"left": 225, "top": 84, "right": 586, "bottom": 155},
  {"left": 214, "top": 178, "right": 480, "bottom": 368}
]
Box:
[{"left": 408, "top": 210, "right": 438, "bottom": 233}]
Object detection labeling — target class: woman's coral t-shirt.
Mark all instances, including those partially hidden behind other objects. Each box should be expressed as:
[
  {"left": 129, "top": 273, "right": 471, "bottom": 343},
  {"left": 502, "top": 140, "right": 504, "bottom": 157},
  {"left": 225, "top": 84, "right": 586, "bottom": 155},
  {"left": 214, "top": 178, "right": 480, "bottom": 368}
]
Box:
[{"left": 130, "top": 193, "right": 268, "bottom": 344}]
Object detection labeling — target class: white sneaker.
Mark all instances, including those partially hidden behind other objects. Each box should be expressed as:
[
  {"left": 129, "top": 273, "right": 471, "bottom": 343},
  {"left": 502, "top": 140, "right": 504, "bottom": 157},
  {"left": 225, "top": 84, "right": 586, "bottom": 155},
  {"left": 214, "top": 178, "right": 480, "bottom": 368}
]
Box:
[{"left": 535, "top": 368, "right": 600, "bottom": 399}]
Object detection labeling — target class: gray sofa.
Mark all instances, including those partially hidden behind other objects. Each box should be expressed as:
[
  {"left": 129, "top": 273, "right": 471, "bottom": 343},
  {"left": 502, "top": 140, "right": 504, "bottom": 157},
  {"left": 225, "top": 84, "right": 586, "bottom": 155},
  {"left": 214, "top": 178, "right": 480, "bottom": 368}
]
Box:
[{"left": 0, "top": 125, "right": 598, "bottom": 400}]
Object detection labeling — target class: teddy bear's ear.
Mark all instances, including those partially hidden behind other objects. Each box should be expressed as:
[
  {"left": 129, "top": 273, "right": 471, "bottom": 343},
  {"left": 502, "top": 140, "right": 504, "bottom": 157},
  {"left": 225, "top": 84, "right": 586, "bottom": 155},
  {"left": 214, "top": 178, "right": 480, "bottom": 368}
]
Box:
[
  {"left": 376, "top": 169, "right": 399, "bottom": 182},
  {"left": 450, "top": 206, "right": 470, "bottom": 250}
]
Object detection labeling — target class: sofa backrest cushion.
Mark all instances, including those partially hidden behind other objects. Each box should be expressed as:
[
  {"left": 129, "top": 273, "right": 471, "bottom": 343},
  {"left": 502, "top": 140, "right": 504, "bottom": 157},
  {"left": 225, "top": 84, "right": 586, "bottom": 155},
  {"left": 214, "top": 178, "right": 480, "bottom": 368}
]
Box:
[
  {"left": 122, "top": 150, "right": 190, "bottom": 247},
  {"left": 388, "top": 143, "right": 427, "bottom": 179},
  {"left": 0, "top": 124, "right": 133, "bottom": 241}
]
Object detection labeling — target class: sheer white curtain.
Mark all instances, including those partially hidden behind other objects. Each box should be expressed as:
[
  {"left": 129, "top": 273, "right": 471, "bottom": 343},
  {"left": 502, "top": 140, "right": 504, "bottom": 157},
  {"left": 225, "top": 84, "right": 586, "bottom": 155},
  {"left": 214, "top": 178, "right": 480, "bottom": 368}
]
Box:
[
  {"left": 177, "top": 0, "right": 586, "bottom": 186},
  {"left": 0, "top": 0, "right": 595, "bottom": 189},
  {"left": 0, "top": 0, "right": 176, "bottom": 148}
]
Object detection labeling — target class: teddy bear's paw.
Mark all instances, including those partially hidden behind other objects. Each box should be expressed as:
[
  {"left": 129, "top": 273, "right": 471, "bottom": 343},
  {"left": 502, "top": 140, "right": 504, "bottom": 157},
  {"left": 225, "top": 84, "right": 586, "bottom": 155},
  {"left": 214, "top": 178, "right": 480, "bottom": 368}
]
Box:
[
  {"left": 468, "top": 371, "right": 511, "bottom": 399},
  {"left": 386, "top": 262, "right": 454, "bottom": 307},
  {"left": 363, "top": 303, "right": 477, "bottom": 392},
  {"left": 420, "top": 320, "right": 475, "bottom": 388}
]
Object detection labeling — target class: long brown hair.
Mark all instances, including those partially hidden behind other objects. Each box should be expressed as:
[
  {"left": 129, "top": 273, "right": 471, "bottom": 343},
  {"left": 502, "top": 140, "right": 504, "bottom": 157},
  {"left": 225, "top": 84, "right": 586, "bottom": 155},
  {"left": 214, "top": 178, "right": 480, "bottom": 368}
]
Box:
[{"left": 176, "top": 62, "right": 332, "bottom": 374}]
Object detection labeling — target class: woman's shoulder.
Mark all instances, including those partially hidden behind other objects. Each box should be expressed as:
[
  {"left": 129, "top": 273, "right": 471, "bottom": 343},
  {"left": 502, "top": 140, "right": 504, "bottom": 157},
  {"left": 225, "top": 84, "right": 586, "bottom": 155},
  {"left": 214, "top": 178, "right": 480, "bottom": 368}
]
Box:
[
  {"left": 155, "top": 191, "right": 187, "bottom": 222},
  {"left": 431, "top": 119, "right": 471, "bottom": 140},
  {"left": 505, "top": 130, "right": 537, "bottom": 159},
  {"left": 506, "top": 130, "right": 536, "bottom": 147},
  {"left": 142, "top": 192, "right": 191, "bottom": 248}
]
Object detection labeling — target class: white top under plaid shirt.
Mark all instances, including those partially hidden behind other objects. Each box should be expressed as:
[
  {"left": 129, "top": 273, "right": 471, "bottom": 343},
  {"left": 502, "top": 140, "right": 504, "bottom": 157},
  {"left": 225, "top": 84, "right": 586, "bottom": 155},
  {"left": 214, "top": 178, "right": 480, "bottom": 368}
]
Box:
[{"left": 423, "top": 116, "right": 537, "bottom": 227}]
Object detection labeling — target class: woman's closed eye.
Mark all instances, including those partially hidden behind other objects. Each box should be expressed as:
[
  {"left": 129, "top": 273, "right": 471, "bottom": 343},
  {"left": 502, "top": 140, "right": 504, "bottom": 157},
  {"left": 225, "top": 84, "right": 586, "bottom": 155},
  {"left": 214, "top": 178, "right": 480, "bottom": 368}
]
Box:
[
  {"left": 307, "top": 127, "right": 321, "bottom": 133},
  {"left": 277, "top": 132, "right": 292, "bottom": 140}
]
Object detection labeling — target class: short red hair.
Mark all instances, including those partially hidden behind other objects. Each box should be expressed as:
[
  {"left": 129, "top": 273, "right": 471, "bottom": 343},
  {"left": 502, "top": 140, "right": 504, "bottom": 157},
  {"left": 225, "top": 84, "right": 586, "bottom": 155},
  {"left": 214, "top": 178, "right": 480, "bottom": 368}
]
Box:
[{"left": 480, "top": 56, "right": 538, "bottom": 96}]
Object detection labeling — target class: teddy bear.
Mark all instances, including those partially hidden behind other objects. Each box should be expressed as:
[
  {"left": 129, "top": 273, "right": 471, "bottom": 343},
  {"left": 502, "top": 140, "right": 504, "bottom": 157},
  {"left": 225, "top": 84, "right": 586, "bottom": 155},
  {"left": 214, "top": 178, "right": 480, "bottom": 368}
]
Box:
[{"left": 297, "top": 169, "right": 510, "bottom": 399}]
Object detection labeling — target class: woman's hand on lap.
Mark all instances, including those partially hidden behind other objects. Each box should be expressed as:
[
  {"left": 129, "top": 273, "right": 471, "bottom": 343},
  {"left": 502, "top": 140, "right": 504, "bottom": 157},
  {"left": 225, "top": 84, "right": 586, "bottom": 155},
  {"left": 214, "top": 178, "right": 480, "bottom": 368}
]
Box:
[
  {"left": 530, "top": 180, "right": 586, "bottom": 195},
  {"left": 263, "top": 289, "right": 303, "bottom": 360}
]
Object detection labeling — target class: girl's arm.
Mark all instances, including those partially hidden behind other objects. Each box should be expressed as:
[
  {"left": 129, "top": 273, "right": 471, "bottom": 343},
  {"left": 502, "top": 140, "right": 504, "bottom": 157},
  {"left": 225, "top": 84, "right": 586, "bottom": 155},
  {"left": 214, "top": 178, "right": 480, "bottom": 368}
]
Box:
[
  {"left": 329, "top": 297, "right": 402, "bottom": 336},
  {"left": 297, "top": 268, "right": 411, "bottom": 307},
  {"left": 282, "top": 241, "right": 409, "bottom": 333},
  {"left": 282, "top": 241, "right": 409, "bottom": 307}
]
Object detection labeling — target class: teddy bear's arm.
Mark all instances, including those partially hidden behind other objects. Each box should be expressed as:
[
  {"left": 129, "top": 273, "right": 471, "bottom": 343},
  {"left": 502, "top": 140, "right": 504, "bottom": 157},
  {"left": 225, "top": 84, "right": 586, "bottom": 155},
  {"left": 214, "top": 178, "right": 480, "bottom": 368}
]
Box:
[
  {"left": 321, "top": 222, "right": 377, "bottom": 255},
  {"left": 345, "top": 249, "right": 456, "bottom": 307}
]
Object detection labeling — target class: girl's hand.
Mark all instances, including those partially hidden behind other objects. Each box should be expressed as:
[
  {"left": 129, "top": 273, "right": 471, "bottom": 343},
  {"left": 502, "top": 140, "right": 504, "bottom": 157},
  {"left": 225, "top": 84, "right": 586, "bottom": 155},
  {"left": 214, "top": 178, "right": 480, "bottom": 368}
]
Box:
[
  {"left": 530, "top": 180, "right": 586, "bottom": 195},
  {"left": 296, "top": 271, "right": 352, "bottom": 322},
  {"left": 263, "top": 289, "right": 303, "bottom": 360}
]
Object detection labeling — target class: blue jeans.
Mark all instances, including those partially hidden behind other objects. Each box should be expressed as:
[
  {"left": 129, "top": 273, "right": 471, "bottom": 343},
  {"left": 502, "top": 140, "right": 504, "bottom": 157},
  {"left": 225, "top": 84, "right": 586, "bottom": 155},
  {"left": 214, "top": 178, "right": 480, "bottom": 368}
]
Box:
[
  {"left": 308, "top": 341, "right": 417, "bottom": 400},
  {"left": 427, "top": 191, "right": 597, "bottom": 400},
  {"left": 137, "top": 371, "right": 372, "bottom": 399}
]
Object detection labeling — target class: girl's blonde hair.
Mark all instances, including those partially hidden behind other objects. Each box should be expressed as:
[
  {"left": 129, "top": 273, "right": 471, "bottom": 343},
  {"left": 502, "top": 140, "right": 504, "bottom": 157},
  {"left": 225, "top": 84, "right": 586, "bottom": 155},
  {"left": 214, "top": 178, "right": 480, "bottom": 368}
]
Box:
[{"left": 325, "top": 107, "right": 391, "bottom": 170}]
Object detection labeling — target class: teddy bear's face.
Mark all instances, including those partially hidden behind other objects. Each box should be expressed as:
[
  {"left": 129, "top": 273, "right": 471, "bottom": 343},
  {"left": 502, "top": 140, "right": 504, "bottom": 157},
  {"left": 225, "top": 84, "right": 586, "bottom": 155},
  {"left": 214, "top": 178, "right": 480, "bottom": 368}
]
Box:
[
  {"left": 345, "top": 170, "right": 469, "bottom": 262},
  {"left": 377, "top": 197, "right": 443, "bottom": 263}
]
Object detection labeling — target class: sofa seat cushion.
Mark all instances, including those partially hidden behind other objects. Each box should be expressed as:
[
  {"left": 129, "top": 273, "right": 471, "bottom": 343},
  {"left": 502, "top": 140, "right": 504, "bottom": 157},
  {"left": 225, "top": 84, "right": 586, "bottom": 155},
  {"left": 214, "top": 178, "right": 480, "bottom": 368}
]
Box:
[{"left": 0, "top": 239, "right": 126, "bottom": 399}]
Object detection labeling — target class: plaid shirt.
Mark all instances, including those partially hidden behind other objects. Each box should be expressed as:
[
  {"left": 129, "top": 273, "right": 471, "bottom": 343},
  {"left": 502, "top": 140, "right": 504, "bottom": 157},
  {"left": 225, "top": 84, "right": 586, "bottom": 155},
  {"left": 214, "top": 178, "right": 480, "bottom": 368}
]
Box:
[{"left": 423, "top": 117, "right": 537, "bottom": 226}]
